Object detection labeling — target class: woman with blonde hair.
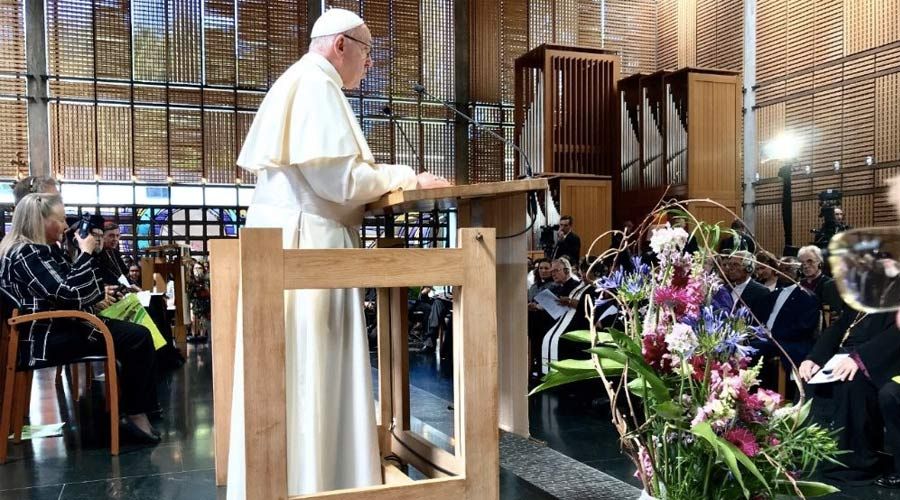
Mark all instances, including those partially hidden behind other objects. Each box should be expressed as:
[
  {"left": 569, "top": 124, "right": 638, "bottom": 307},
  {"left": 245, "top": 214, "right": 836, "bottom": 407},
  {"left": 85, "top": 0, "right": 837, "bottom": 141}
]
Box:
[{"left": 0, "top": 193, "right": 161, "bottom": 443}]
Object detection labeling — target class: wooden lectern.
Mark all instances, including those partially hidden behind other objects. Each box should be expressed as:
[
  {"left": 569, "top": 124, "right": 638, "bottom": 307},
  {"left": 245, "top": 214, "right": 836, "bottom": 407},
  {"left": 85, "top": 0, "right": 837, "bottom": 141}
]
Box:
[
  {"left": 366, "top": 178, "right": 548, "bottom": 436},
  {"left": 211, "top": 228, "right": 499, "bottom": 499}
]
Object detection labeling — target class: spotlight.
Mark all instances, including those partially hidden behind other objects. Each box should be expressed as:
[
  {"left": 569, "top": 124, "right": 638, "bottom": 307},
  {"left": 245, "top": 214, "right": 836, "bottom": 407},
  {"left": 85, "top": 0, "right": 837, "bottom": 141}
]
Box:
[
  {"left": 804, "top": 165, "right": 812, "bottom": 175},
  {"left": 764, "top": 131, "right": 803, "bottom": 161},
  {"left": 754, "top": 172, "right": 760, "bottom": 182},
  {"left": 833, "top": 161, "right": 840, "bottom": 172},
  {"left": 865, "top": 156, "right": 874, "bottom": 166}
]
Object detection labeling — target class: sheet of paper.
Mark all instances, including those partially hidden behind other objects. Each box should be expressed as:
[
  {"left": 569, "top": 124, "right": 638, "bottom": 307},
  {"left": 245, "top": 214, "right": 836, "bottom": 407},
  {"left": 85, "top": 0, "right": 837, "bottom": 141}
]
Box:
[
  {"left": 533, "top": 289, "right": 569, "bottom": 320},
  {"left": 807, "top": 353, "right": 850, "bottom": 385}
]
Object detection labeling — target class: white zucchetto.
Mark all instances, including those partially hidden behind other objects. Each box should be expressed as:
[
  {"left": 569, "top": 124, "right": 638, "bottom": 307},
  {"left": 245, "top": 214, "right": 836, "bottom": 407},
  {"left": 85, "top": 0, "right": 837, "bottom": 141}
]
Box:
[{"left": 310, "top": 8, "right": 364, "bottom": 38}]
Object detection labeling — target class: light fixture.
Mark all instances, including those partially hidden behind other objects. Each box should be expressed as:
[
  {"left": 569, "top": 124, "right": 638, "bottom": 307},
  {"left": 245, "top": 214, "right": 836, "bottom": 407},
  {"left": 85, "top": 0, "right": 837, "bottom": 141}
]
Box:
[
  {"left": 865, "top": 155, "right": 874, "bottom": 166},
  {"left": 166, "top": 176, "right": 174, "bottom": 184},
  {"left": 235, "top": 177, "right": 242, "bottom": 185},
  {"left": 804, "top": 165, "right": 812, "bottom": 175},
  {"left": 94, "top": 173, "right": 101, "bottom": 181},
  {"left": 754, "top": 172, "right": 760, "bottom": 182},
  {"left": 833, "top": 160, "right": 840, "bottom": 172},
  {"left": 131, "top": 174, "right": 138, "bottom": 183},
  {"left": 764, "top": 131, "right": 803, "bottom": 162},
  {"left": 201, "top": 177, "right": 208, "bottom": 185}
]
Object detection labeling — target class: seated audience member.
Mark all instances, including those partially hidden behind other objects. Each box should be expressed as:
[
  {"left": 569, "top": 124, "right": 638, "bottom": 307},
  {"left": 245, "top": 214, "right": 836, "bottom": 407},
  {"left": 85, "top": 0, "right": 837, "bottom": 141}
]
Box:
[
  {"left": 128, "top": 264, "right": 142, "bottom": 287},
  {"left": 776, "top": 256, "right": 801, "bottom": 288},
  {"left": 798, "top": 245, "right": 844, "bottom": 322},
  {"left": 12, "top": 176, "right": 59, "bottom": 205},
  {"left": 755, "top": 251, "right": 780, "bottom": 291},
  {"left": 527, "top": 258, "right": 553, "bottom": 303},
  {"left": 96, "top": 220, "right": 132, "bottom": 287},
  {"left": 799, "top": 312, "right": 900, "bottom": 483},
  {"left": 528, "top": 258, "right": 579, "bottom": 376},
  {"left": 538, "top": 258, "right": 603, "bottom": 374},
  {"left": 755, "top": 279, "right": 820, "bottom": 383},
  {"left": 0, "top": 194, "right": 161, "bottom": 443},
  {"left": 722, "top": 251, "right": 771, "bottom": 322}
]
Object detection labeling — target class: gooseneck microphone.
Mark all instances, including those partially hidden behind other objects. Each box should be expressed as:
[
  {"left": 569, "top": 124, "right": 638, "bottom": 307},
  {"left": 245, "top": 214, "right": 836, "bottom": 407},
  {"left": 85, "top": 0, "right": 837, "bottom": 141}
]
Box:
[
  {"left": 412, "top": 83, "right": 534, "bottom": 178},
  {"left": 382, "top": 105, "right": 425, "bottom": 174}
]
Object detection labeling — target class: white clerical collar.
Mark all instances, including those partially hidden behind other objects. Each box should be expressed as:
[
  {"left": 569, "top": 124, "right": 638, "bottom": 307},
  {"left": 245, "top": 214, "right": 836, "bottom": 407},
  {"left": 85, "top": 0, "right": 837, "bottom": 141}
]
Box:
[{"left": 304, "top": 52, "right": 344, "bottom": 88}]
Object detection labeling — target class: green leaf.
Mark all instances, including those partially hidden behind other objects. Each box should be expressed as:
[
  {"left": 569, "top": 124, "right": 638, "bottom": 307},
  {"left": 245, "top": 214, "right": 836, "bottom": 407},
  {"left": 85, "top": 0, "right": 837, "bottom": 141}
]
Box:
[
  {"left": 794, "top": 399, "right": 813, "bottom": 427},
  {"left": 656, "top": 400, "right": 684, "bottom": 420},
  {"left": 626, "top": 377, "right": 647, "bottom": 398},
  {"left": 528, "top": 369, "right": 601, "bottom": 395},
  {"left": 561, "top": 330, "right": 614, "bottom": 345},
  {"left": 548, "top": 358, "right": 624, "bottom": 376},
  {"left": 773, "top": 480, "right": 840, "bottom": 497},
  {"left": 587, "top": 346, "right": 671, "bottom": 402},
  {"left": 605, "top": 327, "right": 641, "bottom": 354}
]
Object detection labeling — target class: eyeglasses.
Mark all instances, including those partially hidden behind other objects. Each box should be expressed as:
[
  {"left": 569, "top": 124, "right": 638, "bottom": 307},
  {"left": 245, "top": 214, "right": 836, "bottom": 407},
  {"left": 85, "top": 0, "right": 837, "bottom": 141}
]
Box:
[
  {"left": 828, "top": 227, "right": 900, "bottom": 313},
  {"left": 342, "top": 33, "right": 372, "bottom": 57}
]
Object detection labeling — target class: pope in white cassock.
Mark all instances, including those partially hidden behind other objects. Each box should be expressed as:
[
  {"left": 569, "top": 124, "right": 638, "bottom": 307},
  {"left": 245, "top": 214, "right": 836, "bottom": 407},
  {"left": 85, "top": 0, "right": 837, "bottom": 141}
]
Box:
[{"left": 226, "top": 8, "right": 449, "bottom": 498}]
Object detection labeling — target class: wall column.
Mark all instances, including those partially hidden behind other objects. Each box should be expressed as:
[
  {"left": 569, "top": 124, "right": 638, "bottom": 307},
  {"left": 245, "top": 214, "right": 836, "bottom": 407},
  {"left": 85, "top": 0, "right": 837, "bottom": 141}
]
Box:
[
  {"left": 742, "top": 0, "right": 758, "bottom": 231},
  {"left": 24, "top": 0, "right": 50, "bottom": 176}
]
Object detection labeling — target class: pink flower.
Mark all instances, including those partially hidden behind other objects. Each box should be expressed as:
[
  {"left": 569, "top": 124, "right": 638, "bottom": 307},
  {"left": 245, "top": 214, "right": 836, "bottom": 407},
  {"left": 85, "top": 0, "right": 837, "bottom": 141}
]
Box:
[
  {"left": 769, "top": 436, "right": 780, "bottom": 446},
  {"left": 725, "top": 427, "right": 760, "bottom": 457},
  {"left": 635, "top": 445, "right": 654, "bottom": 480},
  {"left": 653, "top": 286, "right": 692, "bottom": 317},
  {"left": 755, "top": 388, "right": 783, "bottom": 413}
]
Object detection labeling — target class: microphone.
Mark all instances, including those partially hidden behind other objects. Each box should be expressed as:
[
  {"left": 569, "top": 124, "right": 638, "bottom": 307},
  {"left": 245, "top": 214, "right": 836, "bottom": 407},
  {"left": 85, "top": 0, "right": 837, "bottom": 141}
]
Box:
[
  {"left": 382, "top": 105, "right": 424, "bottom": 173},
  {"left": 412, "top": 83, "right": 534, "bottom": 178}
]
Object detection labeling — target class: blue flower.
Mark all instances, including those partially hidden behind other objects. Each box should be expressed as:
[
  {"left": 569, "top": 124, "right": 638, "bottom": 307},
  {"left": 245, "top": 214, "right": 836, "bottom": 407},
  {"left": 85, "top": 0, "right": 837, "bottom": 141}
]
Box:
[{"left": 711, "top": 287, "right": 734, "bottom": 312}]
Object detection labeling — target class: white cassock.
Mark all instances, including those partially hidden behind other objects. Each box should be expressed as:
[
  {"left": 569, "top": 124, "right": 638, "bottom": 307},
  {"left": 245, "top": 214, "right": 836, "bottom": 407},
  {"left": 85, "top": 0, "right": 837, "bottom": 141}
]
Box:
[{"left": 226, "top": 52, "right": 417, "bottom": 498}]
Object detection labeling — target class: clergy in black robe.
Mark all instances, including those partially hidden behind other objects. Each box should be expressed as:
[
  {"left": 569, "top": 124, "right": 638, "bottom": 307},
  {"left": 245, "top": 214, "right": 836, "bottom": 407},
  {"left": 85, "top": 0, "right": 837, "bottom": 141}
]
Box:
[{"left": 802, "top": 312, "right": 900, "bottom": 482}]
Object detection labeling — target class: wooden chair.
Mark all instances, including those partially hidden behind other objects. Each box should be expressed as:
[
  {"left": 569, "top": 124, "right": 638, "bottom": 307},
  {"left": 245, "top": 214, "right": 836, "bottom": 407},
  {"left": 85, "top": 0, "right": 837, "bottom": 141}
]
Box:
[{"left": 0, "top": 291, "right": 120, "bottom": 464}]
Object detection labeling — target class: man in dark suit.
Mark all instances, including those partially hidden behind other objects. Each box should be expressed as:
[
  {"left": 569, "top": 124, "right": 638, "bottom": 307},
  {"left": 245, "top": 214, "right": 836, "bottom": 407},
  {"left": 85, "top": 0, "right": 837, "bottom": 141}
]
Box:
[
  {"left": 95, "top": 220, "right": 131, "bottom": 286},
  {"left": 723, "top": 251, "right": 771, "bottom": 322},
  {"left": 551, "top": 215, "right": 581, "bottom": 269},
  {"left": 761, "top": 283, "right": 820, "bottom": 367}
]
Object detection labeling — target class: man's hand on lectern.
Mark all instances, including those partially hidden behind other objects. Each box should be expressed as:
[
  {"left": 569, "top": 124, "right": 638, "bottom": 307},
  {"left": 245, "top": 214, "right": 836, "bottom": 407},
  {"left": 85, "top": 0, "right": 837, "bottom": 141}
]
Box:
[{"left": 416, "top": 172, "right": 452, "bottom": 189}]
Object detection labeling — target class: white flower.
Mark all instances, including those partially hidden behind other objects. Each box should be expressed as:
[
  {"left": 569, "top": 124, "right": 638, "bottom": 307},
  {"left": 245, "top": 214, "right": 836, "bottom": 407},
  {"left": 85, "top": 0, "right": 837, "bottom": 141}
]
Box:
[
  {"left": 665, "top": 322, "right": 698, "bottom": 356},
  {"left": 649, "top": 223, "right": 690, "bottom": 255}
]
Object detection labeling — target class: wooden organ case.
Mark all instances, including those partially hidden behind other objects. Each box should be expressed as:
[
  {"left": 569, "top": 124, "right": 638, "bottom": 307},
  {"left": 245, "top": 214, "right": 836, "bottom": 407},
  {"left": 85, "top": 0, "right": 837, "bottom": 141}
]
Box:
[
  {"left": 617, "top": 68, "right": 742, "bottom": 227},
  {"left": 514, "top": 45, "right": 617, "bottom": 254}
]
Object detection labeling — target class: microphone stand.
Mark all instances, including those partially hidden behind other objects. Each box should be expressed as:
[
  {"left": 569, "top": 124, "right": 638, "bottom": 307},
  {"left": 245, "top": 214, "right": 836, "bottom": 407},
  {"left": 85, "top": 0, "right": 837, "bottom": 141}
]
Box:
[
  {"left": 413, "top": 83, "right": 540, "bottom": 239},
  {"left": 383, "top": 106, "right": 424, "bottom": 174},
  {"left": 412, "top": 84, "right": 534, "bottom": 179}
]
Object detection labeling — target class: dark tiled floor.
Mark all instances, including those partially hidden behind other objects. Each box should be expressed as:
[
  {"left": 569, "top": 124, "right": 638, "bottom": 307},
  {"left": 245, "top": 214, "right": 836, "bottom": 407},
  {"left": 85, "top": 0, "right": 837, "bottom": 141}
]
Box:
[{"left": 2, "top": 345, "right": 899, "bottom": 499}]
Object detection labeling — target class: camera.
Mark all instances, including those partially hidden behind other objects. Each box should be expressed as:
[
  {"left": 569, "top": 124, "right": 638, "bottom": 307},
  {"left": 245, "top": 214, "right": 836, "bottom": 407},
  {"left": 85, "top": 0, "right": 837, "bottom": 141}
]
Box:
[
  {"left": 539, "top": 224, "right": 559, "bottom": 257},
  {"left": 67, "top": 213, "right": 104, "bottom": 239}
]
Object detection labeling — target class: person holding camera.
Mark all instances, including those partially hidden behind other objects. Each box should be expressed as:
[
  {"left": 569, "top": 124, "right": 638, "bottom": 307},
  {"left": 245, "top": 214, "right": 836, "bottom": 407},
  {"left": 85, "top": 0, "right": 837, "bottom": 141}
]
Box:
[
  {"left": 551, "top": 215, "right": 581, "bottom": 267},
  {"left": 0, "top": 194, "right": 161, "bottom": 444}
]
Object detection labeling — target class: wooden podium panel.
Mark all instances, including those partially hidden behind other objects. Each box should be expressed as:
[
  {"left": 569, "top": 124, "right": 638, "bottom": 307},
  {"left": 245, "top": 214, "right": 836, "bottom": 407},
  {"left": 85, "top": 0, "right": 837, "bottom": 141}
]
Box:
[
  {"left": 367, "top": 178, "right": 548, "bottom": 437},
  {"left": 211, "top": 229, "right": 499, "bottom": 500}
]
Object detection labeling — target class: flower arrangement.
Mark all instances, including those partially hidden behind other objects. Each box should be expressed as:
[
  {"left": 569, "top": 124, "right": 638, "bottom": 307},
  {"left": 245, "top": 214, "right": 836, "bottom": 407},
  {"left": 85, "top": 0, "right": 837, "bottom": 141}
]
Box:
[{"left": 533, "top": 215, "right": 842, "bottom": 500}]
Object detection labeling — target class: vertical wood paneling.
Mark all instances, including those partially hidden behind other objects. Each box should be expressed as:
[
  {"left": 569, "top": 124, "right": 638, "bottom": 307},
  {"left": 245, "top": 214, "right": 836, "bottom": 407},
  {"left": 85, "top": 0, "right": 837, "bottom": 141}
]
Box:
[{"left": 876, "top": 73, "right": 900, "bottom": 163}]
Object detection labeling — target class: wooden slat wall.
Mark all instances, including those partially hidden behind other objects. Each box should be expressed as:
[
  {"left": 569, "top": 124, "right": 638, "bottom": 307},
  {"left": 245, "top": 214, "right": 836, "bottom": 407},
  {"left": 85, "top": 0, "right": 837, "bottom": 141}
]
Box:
[
  {"left": 754, "top": 0, "right": 900, "bottom": 253},
  {"left": 46, "top": 0, "right": 311, "bottom": 184},
  {"left": 656, "top": 0, "right": 742, "bottom": 73},
  {"left": 0, "top": 0, "right": 27, "bottom": 178}
]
